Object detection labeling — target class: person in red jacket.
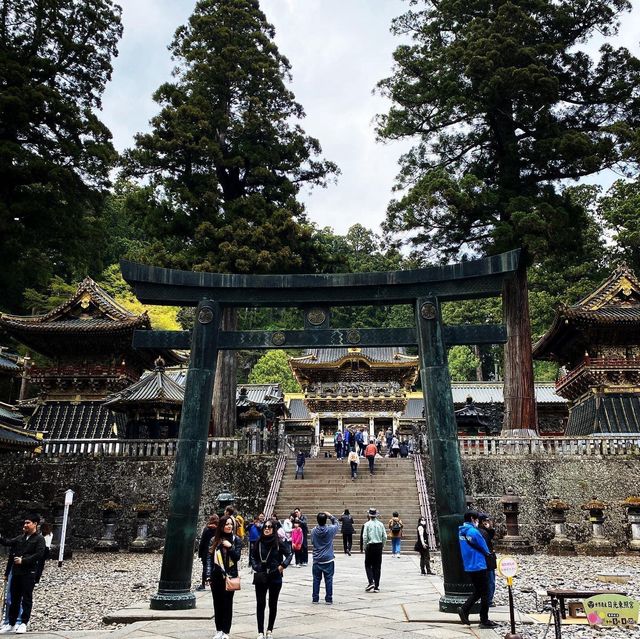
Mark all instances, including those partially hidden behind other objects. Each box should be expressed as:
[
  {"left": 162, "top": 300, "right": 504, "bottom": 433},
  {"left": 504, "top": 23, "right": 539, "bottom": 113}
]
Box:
[{"left": 364, "top": 438, "right": 378, "bottom": 475}]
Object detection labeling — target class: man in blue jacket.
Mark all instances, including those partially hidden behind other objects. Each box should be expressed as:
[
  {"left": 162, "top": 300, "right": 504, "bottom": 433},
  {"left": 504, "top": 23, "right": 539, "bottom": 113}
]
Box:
[
  {"left": 457, "top": 511, "right": 497, "bottom": 629},
  {"left": 311, "top": 511, "right": 339, "bottom": 604}
]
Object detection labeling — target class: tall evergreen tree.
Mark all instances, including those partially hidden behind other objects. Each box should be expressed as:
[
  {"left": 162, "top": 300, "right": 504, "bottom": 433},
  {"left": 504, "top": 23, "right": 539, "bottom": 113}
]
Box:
[
  {"left": 122, "top": 0, "right": 337, "bottom": 435},
  {"left": 377, "top": 0, "right": 640, "bottom": 432},
  {"left": 0, "top": 0, "right": 122, "bottom": 311}
]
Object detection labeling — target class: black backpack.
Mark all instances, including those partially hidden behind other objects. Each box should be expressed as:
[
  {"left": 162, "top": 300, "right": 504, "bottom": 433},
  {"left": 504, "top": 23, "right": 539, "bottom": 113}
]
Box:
[{"left": 391, "top": 520, "right": 402, "bottom": 533}]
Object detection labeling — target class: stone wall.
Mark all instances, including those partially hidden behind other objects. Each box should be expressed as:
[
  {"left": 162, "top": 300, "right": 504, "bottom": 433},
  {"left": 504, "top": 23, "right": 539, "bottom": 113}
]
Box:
[
  {"left": 422, "top": 456, "right": 640, "bottom": 550},
  {"left": 0, "top": 455, "right": 275, "bottom": 550}
]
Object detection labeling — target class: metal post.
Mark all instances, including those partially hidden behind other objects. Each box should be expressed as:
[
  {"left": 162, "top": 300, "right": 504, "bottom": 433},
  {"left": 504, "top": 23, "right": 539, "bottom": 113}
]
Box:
[
  {"left": 415, "top": 297, "right": 470, "bottom": 612},
  {"left": 150, "top": 301, "right": 220, "bottom": 610},
  {"left": 57, "top": 489, "right": 74, "bottom": 567}
]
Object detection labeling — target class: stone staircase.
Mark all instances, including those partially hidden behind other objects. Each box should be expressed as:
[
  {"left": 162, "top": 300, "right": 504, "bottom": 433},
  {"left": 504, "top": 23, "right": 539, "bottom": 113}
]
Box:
[{"left": 274, "top": 448, "right": 422, "bottom": 554}]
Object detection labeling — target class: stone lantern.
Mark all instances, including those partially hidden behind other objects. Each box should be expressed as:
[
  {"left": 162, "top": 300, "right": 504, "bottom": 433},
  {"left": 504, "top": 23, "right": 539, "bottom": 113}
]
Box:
[
  {"left": 130, "top": 503, "right": 157, "bottom": 553},
  {"left": 217, "top": 488, "right": 235, "bottom": 517},
  {"left": 581, "top": 497, "right": 615, "bottom": 556},
  {"left": 546, "top": 497, "right": 576, "bottom": 556},
  {"left": 495, "top": 487, "right": 533, "bottom": 554},
  {"left": 621, "top": 496, "right": 640, "bottom": 552},
  {"left": 94, "top": 499, "right": 122, "bottom": 552}
]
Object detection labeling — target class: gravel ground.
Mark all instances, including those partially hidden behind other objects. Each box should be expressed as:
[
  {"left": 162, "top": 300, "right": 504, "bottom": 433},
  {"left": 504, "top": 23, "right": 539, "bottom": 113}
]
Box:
[{"left": 6, "top": 551, "right": 640, "bottom": 636}]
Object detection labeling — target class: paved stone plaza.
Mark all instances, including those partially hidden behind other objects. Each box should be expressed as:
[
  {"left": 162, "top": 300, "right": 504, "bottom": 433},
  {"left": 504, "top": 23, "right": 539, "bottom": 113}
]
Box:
[{"left": 23, "top": 552, "right": 527, "bottom": 639}]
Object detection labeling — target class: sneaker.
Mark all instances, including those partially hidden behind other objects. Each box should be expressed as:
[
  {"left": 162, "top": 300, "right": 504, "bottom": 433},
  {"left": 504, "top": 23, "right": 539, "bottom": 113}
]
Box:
[
  {"left": 213, "top": 632, "right": 223, "bottom": 639},
  {"left": 457, "top": 607, "right": 470, "bottom": 626},
  {"left": 479, "top": 621, "right": 499, "bottom": 629},
  {"left": 373, "top": 588, "right": 380, "bottom": 593},
  {"left": 0, "top": 626, "right": 15, "bottom": 635},
  {"left": 312, "top": 599, "right": 319, "bottom": 604},
  {"left": 266, "top": 633, "right": 273, "bottom": 639},
  {"left": 257, "top": 634, "right": 264, "bottom": 639},
  {"left": 365, "top": 583, "right": 375, "bottom": 592},
  {"left": 15, "top": 626, "right": 27, "bottom": 635},
  {"left": 325, "top": 600, "right": 333, "bottom": 605},
  {"left": 195, "top": 584, "right": 206, "bottom": 591}
]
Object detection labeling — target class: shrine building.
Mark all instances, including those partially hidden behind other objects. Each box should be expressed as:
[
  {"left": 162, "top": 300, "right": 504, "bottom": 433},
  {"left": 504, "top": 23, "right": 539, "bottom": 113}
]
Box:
[{"left": 533, "top": 263, "right": 640, "bottom": 436}]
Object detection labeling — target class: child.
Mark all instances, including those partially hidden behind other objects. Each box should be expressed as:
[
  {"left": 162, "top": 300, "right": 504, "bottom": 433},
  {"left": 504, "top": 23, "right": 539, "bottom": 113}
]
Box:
[{"left": 291, "top": 520, "right": 304, "bottom": 566}]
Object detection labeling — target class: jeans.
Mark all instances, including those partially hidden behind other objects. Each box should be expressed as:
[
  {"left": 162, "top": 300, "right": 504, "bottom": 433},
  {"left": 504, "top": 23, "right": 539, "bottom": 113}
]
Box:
[
  {"left": 391, "top": 537, "right": 401, "bottom": 555},
  {"left": 367, "top": 456, "right": 375, "bottom": 473},
  {"left": 461, "top": 569, "right": 490, "bottom": 623},
  {"left": 312, "top": 561, "right": 334, "bottom": 602},
  {"left": 487, "top": 569, "right": 495, "bottom": 605},
  {"left": 343, "top": 534, "right": 353, "bottom": 554},
  {"left": 8, "top": 573, "right": 35, "bottom": 625},
  {"left": 364, "top": 543, "right": 383, "bottom": 587},
  {"left": 335, "top": 442, "right": 342, "bottom": 459},
  {"left": 295, "top": 464, "right": 304, "bottom": 478},
  {"left": 350, "top": 461, "right": 358, "bottom": 478}
]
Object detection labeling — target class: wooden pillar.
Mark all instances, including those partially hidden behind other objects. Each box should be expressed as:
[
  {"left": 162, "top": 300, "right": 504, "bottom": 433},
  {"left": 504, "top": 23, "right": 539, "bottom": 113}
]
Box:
[
  {"left": 150, "top": 301, "right": 220, "bottom": 610},
  {"left": 415, "top": 296, "right": 470, "bottom": 612}
]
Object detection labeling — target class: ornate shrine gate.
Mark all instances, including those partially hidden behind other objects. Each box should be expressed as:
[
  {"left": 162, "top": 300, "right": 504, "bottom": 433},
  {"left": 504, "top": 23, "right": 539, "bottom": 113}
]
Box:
[{"left": 121, "top": 249, "right": 520, "bottom": 612}]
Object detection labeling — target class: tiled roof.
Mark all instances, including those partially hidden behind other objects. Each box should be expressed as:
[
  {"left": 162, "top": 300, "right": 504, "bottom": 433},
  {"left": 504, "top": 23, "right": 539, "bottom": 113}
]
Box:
[
  {"left": 27, "top": 402, "right": 126, "bottom": 439},
  {"left": 105, "top": 366, "right": 185, "bottom": 407},
  {"left": 292, "top": 348, "right": 417, "bottom": 365},
  {"left": 0, "top": 354, "right": 19, "bottom": 374},
  {"left": 287, "top": 398, "right": 311, "bottom": 420},
  {"left": 0, "top": 402, "right": 24, "bottom": 428},
  {"left": 566, "top": 394, "right": 640, "bottom": 436},
  {"left": 0, "top": 424, "right": 39, "bottom": 448},
  {"left": 236, "top": 384, "right": 284, "bottom": 407}
]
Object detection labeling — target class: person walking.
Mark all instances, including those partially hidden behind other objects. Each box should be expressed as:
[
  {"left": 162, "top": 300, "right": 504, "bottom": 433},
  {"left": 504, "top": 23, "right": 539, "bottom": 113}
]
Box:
[
  {"left": 310, "top": 512, "right": 339, "bottom": 604},
  {"left": 388, "top": 512, "right": 404, "bottom": 557},
  {"left": 250, "top": 518, "right": 293, "bottom": 639},
  {"left": 355, "top": 428, "right": 364, "bottom": 457},
  {"left": 293, "top": 508, "right": 309, "bottom": 565},
  {"left": 478, "top": 514, "right": 497, "bottom": 607},
  {"left": 0, "top": 513, "right": 46, "bottom": 634},
  {"left": 457, "top": 511, "right": 497, "bottom": 629},
  {"left": 347, "top": 448, "right": 359, "bottom": 480},
  {"left": 415, "top": 517, "right": 434, "bottom": 575},
  {"left": 362, "top": 508, "right": 386, "bottom": 592},
  {"left": 334, "top": 430, "right": 343, "bottom": 460},
  {"left": 385, "top": 428, "right": 393, "bottom": 454},
  {"left": 338, "top": 509, "right": 354, "bottom": 555},
  {"left": 197, "top": 515, "right": 219, "bottom": 590},
  {"left": 207, "top": 515, "right": 243, "bottom": 639},
  {"left": 391, "top": 436, "right": 401, "bottom": 458},
  {"left": 295, "top": 450, "right": 305, "bottom": 479},
  {"left": 364, "top": 438, "right": 378, "bottom": 475}
]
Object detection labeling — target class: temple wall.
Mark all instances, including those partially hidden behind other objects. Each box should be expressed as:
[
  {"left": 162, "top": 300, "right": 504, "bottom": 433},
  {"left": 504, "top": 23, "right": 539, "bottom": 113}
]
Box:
[
  {"left": 0, "top": 456, "right": 275, "bottom": 550},
  {"left": 0, "top": 454, "right": 637, "bottom": 551},
  {"left": 423, "top": 456, "right": 640, "bottom": 550}
]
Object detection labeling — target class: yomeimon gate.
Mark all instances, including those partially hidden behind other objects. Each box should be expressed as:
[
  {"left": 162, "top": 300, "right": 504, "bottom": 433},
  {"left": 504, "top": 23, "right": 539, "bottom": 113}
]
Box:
[{"left": 121, "top": 249, "right": 520, "bottom": 612}]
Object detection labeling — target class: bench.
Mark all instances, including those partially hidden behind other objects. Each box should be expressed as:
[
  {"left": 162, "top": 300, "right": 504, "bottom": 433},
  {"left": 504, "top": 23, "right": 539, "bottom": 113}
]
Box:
[{"left": 547, "top": 588, "right": 626, "bottom": 619}]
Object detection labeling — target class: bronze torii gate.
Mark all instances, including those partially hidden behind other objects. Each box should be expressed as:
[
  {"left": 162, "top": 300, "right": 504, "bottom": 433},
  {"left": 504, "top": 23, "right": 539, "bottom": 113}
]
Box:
[{"left": 121, "top": 249, "right": 520, "bottom": 612}]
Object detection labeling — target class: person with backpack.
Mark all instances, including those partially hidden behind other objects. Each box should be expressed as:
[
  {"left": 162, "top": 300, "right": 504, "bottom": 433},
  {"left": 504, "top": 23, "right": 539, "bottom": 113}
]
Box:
[
  {"left": 355, "top": 428, "right": 364, "bottom": 457},
  {"left": 334, "top": 430, "right": 343, "bottom": 460},
  {"left": 388, "top": 512, "right": 404, "bottom": 557},
  {"left": 364, "top": 438, "right": 378, "bottom": 475},
  {"left": 347, "top": 448, "right": 359, "bottom": 480},
  {"left": 295, "top": 450, "right": 305, "bottom": 479},
  {"left": 338, "top": 509, "right": 355, "bottom": 555},
  {"left": 415, "top": 517, "right": 434, "bottom": 575}
]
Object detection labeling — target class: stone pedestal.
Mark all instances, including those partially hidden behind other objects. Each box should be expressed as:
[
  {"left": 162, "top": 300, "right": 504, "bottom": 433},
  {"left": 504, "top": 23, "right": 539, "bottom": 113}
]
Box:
[
  {"left": 582, "top": 498, "right": 615, "bottom": 557},
  {"left": 622, "top": 498, "right": 640, "bottom": 552},
  {"left": 495, "top": 487, "right": 534, "bottom": 554},
  {"left": 94, "top": 503, "right": 121, "bottom": 552},
  {"left": 547, "top": 498, "right": 576, "bottom": 556},
  {"left": 130, "top": 504, "right": 157, "bottom": 553}
]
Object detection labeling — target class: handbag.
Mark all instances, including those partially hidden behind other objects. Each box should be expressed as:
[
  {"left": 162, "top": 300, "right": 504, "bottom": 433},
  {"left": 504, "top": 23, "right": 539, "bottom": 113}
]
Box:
[
  {"left": 252, "top": 570, "right": 269, "bottom": 586},
  {"left": 225, "top": 575, "right": 241, "bottom": 591}
]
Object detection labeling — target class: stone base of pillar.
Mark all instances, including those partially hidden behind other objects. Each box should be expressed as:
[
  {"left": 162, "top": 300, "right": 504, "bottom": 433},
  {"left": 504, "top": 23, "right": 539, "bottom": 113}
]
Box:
[
  {"left": 150, "top": 591, "right": 196, "bottom": 610},
  {"left": 583, "top": 538, "right": 616, "bottom": 556},
  {"left": 629, "top": 540, "right": 640, "bottom": 552},
  {"left": 129, "top": 539, "right": 156, "bottom": 553},
  {"left": 495, "top": 536, "right": 534, "bottom": 555},
  {"left": 548, "top": 538, "right": 576, "bottom": 556},
  {"left": 94, "top": 539, "right": 120, "bottom": 552}
]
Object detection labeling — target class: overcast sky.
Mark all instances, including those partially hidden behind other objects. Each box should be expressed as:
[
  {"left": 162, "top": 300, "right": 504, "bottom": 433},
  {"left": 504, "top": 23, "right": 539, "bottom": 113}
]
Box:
[{"left": 101, "top": 0, "right": 640, "bottom": 238}]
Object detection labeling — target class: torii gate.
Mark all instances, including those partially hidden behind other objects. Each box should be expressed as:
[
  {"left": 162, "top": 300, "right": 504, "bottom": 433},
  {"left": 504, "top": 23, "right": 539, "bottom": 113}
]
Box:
[{"left": 121, "top": 248, "right": 520, "bottom": 612}]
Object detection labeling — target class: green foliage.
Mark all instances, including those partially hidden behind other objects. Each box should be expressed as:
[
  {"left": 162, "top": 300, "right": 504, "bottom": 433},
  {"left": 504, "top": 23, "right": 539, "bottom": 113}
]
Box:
[
  {"left": 22, "top": 277, "right": 77, "bottom": 314},
  {"left": 533, "top": 360, "right": 558, "bottom": 382},
  {"left": 447, "top": 346, "right": 480, "bottom": 382},
  {"left": 121, "top": 0, "right": 338, "bottom": 275},
  {"left": 0, "top": 0, "right": 122, "bottom": 311},
  {"left": 248, "top": 350, "right": 301, "bottom": 392},
  {"left": 377, "top": 0, "right": 640, "bottom": 263}
]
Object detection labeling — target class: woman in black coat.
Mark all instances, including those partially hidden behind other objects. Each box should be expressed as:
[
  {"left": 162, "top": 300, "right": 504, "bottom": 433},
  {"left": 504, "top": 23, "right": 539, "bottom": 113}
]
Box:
[
  {"left": 339, "top": 509, "right": 355, "bottom": 556},
  {"left": 250, "top": 518, "right": 293, "bottom": 639},
  {"left": 207, "top": 515, "right": 243, "bottom": 639}
]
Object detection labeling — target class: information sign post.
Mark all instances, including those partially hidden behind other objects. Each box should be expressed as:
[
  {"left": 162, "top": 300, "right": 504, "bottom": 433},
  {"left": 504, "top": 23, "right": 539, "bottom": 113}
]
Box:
[
  {"left": 498, "top": 556, "right": 523, "bottom": 639},
  {"left": 57, "top": 489, "right": 74, "bottom": 568}
]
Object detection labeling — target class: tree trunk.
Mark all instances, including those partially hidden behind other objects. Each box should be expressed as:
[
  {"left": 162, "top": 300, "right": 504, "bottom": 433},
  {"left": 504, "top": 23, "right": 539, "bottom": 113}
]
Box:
[
  {"left": 473, "top": 345, "right": 484, "bottom": 381},
  {"left": 502, "top": 265, "right": 538, "bottom": 435},
  {"left": 212, "top": 307, "right": 237, "bottom": 437}
]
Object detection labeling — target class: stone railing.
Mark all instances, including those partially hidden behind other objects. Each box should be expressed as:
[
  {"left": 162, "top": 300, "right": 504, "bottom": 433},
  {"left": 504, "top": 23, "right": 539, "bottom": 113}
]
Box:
[{"left": 456, "top": 436, "right": 640, "bottom": 456}]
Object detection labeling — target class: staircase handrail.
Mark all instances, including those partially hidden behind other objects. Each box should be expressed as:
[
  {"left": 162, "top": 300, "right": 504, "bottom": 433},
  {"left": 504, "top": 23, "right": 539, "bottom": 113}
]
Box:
[
  {"left": 264, "top": 454, "right": 287, "bottom": 519},
  {"left": 413, "top": 454, "right": 437, "bottom": 550}
]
